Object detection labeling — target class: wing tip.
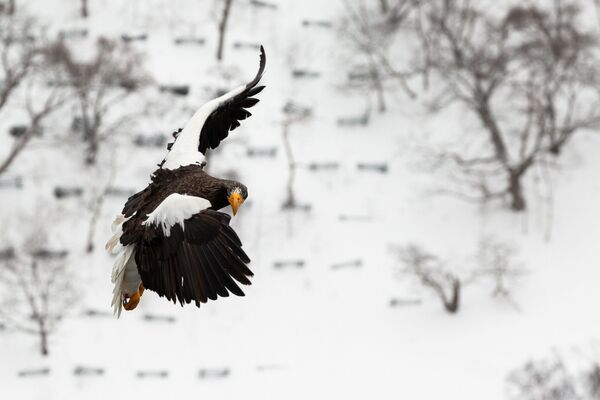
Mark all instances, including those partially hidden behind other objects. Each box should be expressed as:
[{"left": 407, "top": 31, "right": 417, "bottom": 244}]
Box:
[{"left": 246, "top": 45, "right": 266, "bottom": 89}]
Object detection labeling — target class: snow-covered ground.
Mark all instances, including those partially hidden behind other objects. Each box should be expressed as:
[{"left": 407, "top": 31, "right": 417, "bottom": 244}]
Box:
[{"left": 1, "top": 1, "right": 600, "bottom": 399}]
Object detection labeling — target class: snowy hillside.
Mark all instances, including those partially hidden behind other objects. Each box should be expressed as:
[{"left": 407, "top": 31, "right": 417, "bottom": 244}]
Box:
[{"left": 1, "top": 1, "right": 600, "bottom": 399}]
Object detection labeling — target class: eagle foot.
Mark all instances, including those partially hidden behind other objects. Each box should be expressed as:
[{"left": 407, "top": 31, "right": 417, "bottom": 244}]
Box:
[{"left": 122, "top": 283, "right": 145, "bottom": 311}]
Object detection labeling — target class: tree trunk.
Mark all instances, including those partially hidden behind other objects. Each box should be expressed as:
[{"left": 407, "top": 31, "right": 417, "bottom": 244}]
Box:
[
  {"left": 508, "top": 170, "right": 526, "bottom": 211},
  {"left": 216, "top": 0, "right": 233, "bottom": 61},
  {"left": 39, "top": 320, "right": 48, "bottom": 356},
  {"left": 281, "top": 121, "right": 296, "bottom": 209},
  {"left": 8, "top": 0, "right": 15, "bottom": 14},
  {"left": 371, "top": 67, "right": 386, "bottom": 113},
  {"left": 443, "top": 279, "right": 460, "bottom": 313},
  {"left": 85, "top": 135, "right": 98, "bottom": 165},
  {"left": 81, "top": 0, "right": 88, "bottom": 18}
]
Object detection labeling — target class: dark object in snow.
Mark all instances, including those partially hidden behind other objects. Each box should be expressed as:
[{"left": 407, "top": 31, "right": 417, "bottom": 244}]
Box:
[
  {"left": 73, "top": 366, "right": 105, "bottom": 376},
  {"left": 347, "top": 68, "right": 372, "bottom": 82},
  {"left": 9, "top": 125, "right": 27, "bottom": 138},
  {"left": 337, "top": 113, "right": 370, "bottom": 127},
  {"left": 137, "top": 370, "right": 169, "bottom": 379},
  {"left": 307, "top": 162, "right": 340, "bottom": 171},
  {"left": 46, "top": 79, "right": 71, "bottom": 87},
  {"left": 58, "top": 28, "right": 88, "bottom": 39},
  {"left": 302, "top": 19, "right": 333, "bottom": 28},
  {"left": 18, "top": 368, "right": 50, "bottom": 377},
  {"left": 133, "top": 134, "right": 166, "bottom": 148},
  {"left": 142, "top": 314, "right": 176, "bottom": 323},
  {"left": 9, "top": 124, "right": 42, "bottom": 138},
  {"left": 199, "top": 368, "right": 230, "bottom": 379},
  {"left": 281, "top": 202, "right": 311, "bottom": 212},
  {"left": 159, "top": 84, "right": 190, "bottom": 96},
  {"left": 0, "top": 175, "right": 22, "bottom": 189},
  {"left": 247, "top": 146, "right": 277, "bottom": 158},
  {"left": 273, "top": 260, "right": 305, "bottom": 269},
  {"left": 31, "top": 249, "right": 68, "bottom": 260},
  {"left": 389, "top": 298, "right": 422, "bottom": 307},
  {"left": 121, "top": 33, "right": 148, "bottom": 43},
  {"left": 233, "top": 41, "right": 262, "bottom": 50},
  {"left": 338, "top": 214, "right": 372, "bottom": 222},
  {"left": 173, "top": 37, "right": 205, "bottom": 46},
  {"left": 282, "top": 101, "right": 312, "bottom": 117},
  {"left": 82, "top": 309, "right": 112, "bottom": 318},
  {"left": 357, "top": 162, "right": 388, "bottom": 174},
  {"left": 0, "top": 247, "right": 15, "bottom": 261},
  {"left": 118, "top": 79, "right": 139, "bottom": 91},
  {"left": 106, "top": 187, "right": 136, "bottom": 197},
  {"left": 331, "top": 259, "right": 362, "bottom": 270},
  {"left": 292, "top": 69, "right": 320, "bottom": 79},
  {"left": 249, "top": 0, "right": 278, "bottom": 9},
  {"left": 54, "top": 186, "right": 83, "bottom": 199}
]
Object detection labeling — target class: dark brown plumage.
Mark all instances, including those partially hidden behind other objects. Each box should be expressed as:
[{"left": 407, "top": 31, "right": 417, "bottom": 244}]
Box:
[{"left": 119, "top": 165, "right": 251, "bottom": 307}]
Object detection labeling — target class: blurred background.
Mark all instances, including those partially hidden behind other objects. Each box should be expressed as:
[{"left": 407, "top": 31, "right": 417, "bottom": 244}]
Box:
[{"left": 1, "top": 0, "right": 600, "bottom": 399}]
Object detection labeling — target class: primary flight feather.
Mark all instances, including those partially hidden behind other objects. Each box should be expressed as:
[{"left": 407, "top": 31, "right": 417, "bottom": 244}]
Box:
[{"left": 106, "top": 47, "right": 266, "bottom": 317}]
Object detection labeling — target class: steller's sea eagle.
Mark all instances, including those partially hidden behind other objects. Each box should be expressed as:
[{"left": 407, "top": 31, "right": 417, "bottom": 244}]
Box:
[{"left": 105, "top": 47, "right": 266, "bottom": 317}]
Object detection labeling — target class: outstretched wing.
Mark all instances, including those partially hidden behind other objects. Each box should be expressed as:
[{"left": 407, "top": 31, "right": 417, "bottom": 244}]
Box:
[
  {"left": 121, "top": 193, "right": 253, "bottom": 307},
  {"left": 198, "top": 46, "right": 266, "bottom": 154}
]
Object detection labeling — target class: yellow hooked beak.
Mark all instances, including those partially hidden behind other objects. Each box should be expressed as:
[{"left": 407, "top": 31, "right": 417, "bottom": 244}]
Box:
[{"left": 228, "top": 192, "right": 244, "bottom": 216}]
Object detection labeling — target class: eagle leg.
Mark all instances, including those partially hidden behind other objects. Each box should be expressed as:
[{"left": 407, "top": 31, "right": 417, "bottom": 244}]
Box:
[{"left": 123, "top": 283, "right": 145, "bottom": 311}]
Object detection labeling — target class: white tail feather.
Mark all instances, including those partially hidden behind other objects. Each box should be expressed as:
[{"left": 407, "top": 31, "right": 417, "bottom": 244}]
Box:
[
  {"left": 106, "top": 214, "right": 130, "bottom": 254},
  {"left": 111, "top": 245, "right": 137, "bottom": 318}
]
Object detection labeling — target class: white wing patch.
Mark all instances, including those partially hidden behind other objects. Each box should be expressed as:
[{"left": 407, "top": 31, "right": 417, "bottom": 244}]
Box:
[
  {"left": 110, "top": 244, "right": 139, "bottom": 318},
  {"left": 161, "top": 84, "right": 246, "bottom": 170},
  {"left": 143, "top": 193, "right": 212, "bottom": 236}
]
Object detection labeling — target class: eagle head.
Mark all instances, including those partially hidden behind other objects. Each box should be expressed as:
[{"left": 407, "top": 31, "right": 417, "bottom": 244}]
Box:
[{"left": 226, "top": 183, "right": 248, "bottom": 216}]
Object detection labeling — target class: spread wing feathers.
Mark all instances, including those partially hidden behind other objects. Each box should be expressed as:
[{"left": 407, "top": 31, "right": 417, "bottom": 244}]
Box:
[
  {"left": 198, "top": 46, "right": 266, "bottom": 154},
  {"left": 135, "top": 210, "right": 252, "bottom": 307}
]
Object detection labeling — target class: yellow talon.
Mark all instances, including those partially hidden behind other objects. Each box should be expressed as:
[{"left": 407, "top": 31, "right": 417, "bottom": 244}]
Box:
[{"left": 123, "top": 283, "right": 145, "bottom": 311}]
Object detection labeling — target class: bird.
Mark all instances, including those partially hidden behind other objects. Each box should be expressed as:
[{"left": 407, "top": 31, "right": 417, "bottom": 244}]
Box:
[{"left": 105, "top": 46, "right": 266, "bottom": 317}]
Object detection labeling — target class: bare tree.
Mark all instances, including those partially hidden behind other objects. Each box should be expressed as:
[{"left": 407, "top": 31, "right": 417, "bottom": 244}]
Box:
[
  {"left": 472, "top": 237, "right": 526, "bottom": 309},
  {"left": 216, "top": 0, "right": 234, "bottom": 61},
  {"left": 281, "top": 107, "right": 311, "bottom": 210},
  {"left": 46, "top": 37, "right": 149, "bottom": 165},
  {"left": 339, "top": 0, "right": 419, "bottom": 112},
  {"left": 0, "top": 86, "right": 65, "bottom": 175},
  {"left": 416, "top": 0, "right": 600, "bottom": 211},
  {"left": 0, "top": 229, "right": 76, "bottom": 356},
  {"left": 507, "top": 354, "right": 580, "bottom": 400},
  {"left": 85, "top": 152, "right": 117, "bottom": 253},
  {"left": 396, "top": 244, "right": 461, "bottom": 313},
  {"left": 0, "top": 15, "right": 67, "bottom": 175}
]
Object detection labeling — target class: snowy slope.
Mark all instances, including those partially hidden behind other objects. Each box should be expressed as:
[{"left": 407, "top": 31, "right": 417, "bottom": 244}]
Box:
[{"left": 1, "top": 1, "right": 600, "bottom": 400}]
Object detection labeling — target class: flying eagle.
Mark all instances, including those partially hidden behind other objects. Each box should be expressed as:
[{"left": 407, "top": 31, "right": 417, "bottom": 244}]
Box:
[{"left": 105, "top": 47, "right": 266, "bottom": 317}]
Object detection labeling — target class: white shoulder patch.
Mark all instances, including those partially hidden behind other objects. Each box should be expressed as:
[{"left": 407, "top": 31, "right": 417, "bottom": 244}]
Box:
[{"left": 143, "top": 193, "right": 212, "bottom": 236}]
